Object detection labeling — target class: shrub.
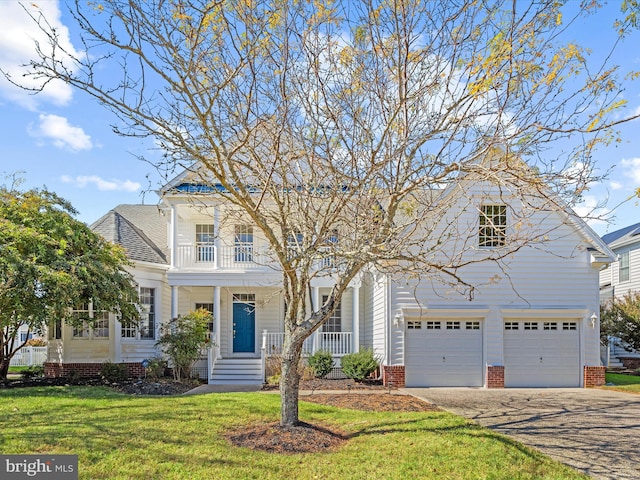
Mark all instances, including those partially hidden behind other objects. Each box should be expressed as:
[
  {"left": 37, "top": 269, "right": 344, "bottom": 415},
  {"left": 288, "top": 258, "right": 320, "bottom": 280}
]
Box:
[
  {"left": 100, "top": 361, "right": 128, "bottom": 383},
  {"left": 145, "top": 357, "right": 167, "bottom": 379},
  {"left": 156, "top": 309, "right": 212, "bottom": 381},
  {"left": 307, "top": 350, "right": 334, "bottom": 378},
  {"left": 21, "top": 365, "right": 44, "bottom": 380},
  {"left": 341, "top": 349, "right": 379, "bottom": 381}
]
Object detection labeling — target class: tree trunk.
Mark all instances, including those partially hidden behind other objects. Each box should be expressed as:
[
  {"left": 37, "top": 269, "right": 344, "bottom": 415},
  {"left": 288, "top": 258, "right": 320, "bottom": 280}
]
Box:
[
  {"left": 0, "top": 358, "right": 9, "bottom": 381},
  {"left": 280, "top": 340, "right": 303, "bottom": 427}
]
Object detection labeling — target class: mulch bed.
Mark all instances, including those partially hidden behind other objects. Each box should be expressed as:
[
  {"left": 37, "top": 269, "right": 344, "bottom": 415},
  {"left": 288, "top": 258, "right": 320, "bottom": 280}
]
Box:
[{"left": 230, "top": 378, "right": 439, "bottom": 454}]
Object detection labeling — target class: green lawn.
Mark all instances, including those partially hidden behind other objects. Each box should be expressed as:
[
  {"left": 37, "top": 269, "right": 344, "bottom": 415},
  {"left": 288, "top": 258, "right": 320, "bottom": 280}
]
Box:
[
  {"left": 603, "top": 372, "right": 640, "bottom": 393},
  {"left": 0, "top": 387, "right": 587, "bottom": 480}
]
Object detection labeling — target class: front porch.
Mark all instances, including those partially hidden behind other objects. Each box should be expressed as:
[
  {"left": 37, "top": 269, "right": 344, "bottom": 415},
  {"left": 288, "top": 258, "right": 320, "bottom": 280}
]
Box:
[{"left": 202, "top": 330, "right": 355, "bottom": 384}]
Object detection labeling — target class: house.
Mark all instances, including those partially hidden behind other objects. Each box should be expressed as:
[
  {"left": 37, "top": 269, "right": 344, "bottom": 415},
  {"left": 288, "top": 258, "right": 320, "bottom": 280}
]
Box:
[
  {"left": 44, "top": 166, "right": 612, "bottom": 388},
  {"left": 599, "top": 222, "right": 640, "bottom": 369}
]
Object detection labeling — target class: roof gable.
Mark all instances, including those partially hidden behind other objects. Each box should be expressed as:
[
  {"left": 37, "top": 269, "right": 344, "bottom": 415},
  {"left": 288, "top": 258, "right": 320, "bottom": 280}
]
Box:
[{"left": 91, "top": 205, "right": 168, "bottom": 265}]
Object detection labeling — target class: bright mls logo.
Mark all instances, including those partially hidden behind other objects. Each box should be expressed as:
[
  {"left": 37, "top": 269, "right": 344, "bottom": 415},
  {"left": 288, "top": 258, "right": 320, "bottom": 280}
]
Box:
[{"left": 1, "top": 455, "right": 78, "bottom": 479}]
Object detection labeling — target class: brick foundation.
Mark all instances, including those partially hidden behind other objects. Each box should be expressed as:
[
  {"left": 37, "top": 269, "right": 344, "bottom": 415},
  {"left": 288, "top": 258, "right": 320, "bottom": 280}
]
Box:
[
  {"left": 584, "top": 365, "right": 606, "bottom": 387},
  {"left": 383, "top": 365, "right": 405, "bottom": 388},
  {"left": 44, "top": 362, "right": 145, "bottom": 379},
  {"left": 619, "top": 357, "right": 640, "bottom": 370},
  {"left": 486, "top": 365, "right": 504, "bottom": 388}
]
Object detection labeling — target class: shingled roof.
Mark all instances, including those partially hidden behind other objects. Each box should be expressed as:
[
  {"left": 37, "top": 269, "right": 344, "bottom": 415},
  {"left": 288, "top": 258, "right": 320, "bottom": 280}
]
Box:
[
  {"left": 601, "top": 222, "right": 640, "bottom": 248},
  {"left": 91, "top": 205, "right": 168, "bottom": 265}
]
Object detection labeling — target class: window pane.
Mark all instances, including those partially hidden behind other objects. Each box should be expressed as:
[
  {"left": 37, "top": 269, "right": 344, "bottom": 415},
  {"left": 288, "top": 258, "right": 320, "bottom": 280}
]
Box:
[
  {"left": 234, "top": 225, "right": 254, "bottom": 262},
  {"left": 479, "top": 205, "right": 506, "bottom": 247},
  {"left": 619, "top": 252, "right": 630, "bottom": 283},
  {"left": 139, "top": 287, "right": 155, "bottom": 339},
  {"left": 321, "top": 295, "right": 342, "bottom": 332}
]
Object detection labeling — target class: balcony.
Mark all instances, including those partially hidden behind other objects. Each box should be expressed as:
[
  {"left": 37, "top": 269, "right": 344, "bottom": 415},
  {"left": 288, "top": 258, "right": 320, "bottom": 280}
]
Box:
[{"left": 175, "top": 244, "right": 273, "bottom": 270}]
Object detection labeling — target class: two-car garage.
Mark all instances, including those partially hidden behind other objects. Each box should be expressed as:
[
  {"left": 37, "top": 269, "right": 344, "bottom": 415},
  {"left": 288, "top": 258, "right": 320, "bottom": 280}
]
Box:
[{"left": 403, "top": 315, "right": 582, "bottom": 388}]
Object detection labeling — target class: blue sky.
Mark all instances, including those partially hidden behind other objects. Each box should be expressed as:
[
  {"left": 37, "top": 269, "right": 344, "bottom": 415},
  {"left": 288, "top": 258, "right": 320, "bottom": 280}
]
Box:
[{"left": 1, "top": 0, "right": 640, "bottom": 236}]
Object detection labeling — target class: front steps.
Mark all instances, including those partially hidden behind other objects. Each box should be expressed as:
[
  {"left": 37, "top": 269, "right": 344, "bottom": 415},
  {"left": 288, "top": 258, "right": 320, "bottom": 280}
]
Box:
[{"left": 209, "top": 357, "right": 263, "bottom": 385}]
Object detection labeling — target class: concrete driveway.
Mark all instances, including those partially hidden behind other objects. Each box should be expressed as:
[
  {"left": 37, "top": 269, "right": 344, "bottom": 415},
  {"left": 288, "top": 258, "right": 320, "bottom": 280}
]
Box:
[{"left": 403, "top": 388, "right": 640, "bottom": 480}]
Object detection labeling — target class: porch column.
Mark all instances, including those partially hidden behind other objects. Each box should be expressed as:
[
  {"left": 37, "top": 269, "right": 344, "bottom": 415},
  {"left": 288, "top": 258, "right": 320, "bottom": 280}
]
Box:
[
  {"left": 352, "top": 284, "right": 360, "bottom": 353},
  {"left": 213, "top": 285, "right": 221, "bottom": 359},
  {"left": 113, "top": 315, "right": 122, "bottom": 363},
  {"left": 170, "top": 204, "right": 177, "bottom": 268},
  {"left": 312, "top": 286, "right": 320, "bottom": 353},
  {"left": 171, "top": 286, "right": 178, "bottom": 320},
  {"left": 213, "top": 206, "right": 220, "bottom": 269}
]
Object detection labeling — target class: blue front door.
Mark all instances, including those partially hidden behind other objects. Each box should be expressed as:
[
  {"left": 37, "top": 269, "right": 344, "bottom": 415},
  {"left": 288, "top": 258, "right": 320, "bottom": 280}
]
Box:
[{"left": 233, "top": 302, "right": 255, "bottom": 353}]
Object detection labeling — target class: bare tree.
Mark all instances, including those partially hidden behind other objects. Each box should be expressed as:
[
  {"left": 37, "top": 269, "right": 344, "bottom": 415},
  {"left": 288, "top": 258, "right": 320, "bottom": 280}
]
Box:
[{"left": 8, "top": 0, "right": 638, "bottom": 426}]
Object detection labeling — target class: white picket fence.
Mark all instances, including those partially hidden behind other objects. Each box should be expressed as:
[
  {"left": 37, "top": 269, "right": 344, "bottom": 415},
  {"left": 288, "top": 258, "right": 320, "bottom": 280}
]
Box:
[{"left": 9, "top": 346, "right": 48, "bottom": 367}]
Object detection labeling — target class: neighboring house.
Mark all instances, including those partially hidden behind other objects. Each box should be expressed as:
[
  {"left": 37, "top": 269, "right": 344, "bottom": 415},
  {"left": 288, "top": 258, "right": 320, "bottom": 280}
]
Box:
[
  {"left": 45, "top": 167, "right": 612, "bottom": 388},
  {"left": 599, "top": 223, "right": 640, "bottom": 368}
]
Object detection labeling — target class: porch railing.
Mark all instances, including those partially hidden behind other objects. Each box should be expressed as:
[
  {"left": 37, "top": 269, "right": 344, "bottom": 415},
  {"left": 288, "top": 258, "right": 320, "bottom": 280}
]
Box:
[
  {"left": 262, "top": 331, "right": 352, "bottom": 357},
  {"left": 207, "top": 332, "right": 219, "bottom": 375}
]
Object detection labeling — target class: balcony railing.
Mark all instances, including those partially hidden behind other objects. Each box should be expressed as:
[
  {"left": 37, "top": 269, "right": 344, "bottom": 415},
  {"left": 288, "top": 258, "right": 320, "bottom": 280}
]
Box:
[{"left": 174, "top": 244, "right": 338, "bottom": 271}]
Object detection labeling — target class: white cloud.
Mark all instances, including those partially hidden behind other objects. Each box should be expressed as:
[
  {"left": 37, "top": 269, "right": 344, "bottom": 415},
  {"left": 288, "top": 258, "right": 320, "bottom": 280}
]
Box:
[
  {"left": 620, "top": 157, "right": 640, "bottom": 185},
  {"left": 30, "top": 114, "right": 92, "bottom": 151},
  {"left": 61, "top": 175, "right": 141, "bottom": 192},
  {"left": 609, "top": 180, "right": 623, "bottom": 191},
  {"left": 0, "top": 1, "right": 79, "bottom": 109}
]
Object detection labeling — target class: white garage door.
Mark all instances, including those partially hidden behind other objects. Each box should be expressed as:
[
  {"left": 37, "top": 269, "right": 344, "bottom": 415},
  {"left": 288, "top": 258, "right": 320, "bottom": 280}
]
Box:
[
  {"left": 504, "top": 320, "right": 580, "bottom": 387},
  {"left": 405, "top": 319, "right": 483, "bottom": 387}
]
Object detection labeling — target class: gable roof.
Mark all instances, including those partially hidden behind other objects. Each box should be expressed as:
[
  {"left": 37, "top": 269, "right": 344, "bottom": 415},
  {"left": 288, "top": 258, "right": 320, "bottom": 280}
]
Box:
[
  {"left": 91, "top": 205, "right": 168, "bottom": 265},
  {"left": 601, "top": 222, "right": 640, "bottom": 249}
]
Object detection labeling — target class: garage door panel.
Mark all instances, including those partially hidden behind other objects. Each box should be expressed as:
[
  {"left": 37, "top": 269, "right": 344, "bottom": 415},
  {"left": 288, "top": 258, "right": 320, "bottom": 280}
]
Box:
[
  {"left": 504, "top": 320, "right": 580, "bottom": 388},
  {"left": 405, "top": 321, "right": 483, "bottom": 387}
]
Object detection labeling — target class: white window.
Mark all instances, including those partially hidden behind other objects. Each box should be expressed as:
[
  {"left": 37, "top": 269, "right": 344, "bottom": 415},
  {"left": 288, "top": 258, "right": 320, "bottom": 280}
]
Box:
[
  {"left": 321, "top": 230, "right": 338, "bottom": 268},
  {"left": 287, "top": 232, "right": 304, "bottom": 259},
  {"left": 479, "top": 205, "right": 506, "bottom": 247},
  {"left": 195, "top": 302, "right": 215, "bottom": 333},
  {"left": 71, "top": 303, "right": 109, "bottom": 339},
  {"left": 426, "top": 321, "right": 441, "bottom": 330},
  {"left": 196, "top": 224, "right": 215, "bottom": 262},
  {"left": 505, "top": 322, "right": 519, "bottom": 330},
  {"left": 407, "top": 321, "right": 422, "bottom": 330},
  {"left": 446, "top": 321, "right": 461, "bottom": 330},
  {"left": 122, "top": 287, "right": 156, "bottom": 340},
  {"left": 321, "top": 295, "right": 342, "bottom": 333},
  {"left": 543, "top": 322, "right": 558, "bottom": 331},
  {"left": 619, "top": 251, "right": 630, "bottom": 283},
  {"left": 524, "top": 322, "right": 538, "bottom": 330},
  {"left": 234, "top": 225, "right": 254, "bottom": 262},
  {"left": 562, "top": 322, "right": 577, "bottom": 331},
  {"left": 466, "top": 321, "right": 480, "bottom": 330}
]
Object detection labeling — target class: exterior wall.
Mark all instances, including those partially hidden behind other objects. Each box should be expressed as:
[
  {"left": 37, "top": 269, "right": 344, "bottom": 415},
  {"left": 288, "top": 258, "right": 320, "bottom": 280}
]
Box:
[
  {"left": 600, "top": 242, "right": 640, "bottom": 298},
  {"left": 385, "top": 181, "right": 604, "bottom": 386},
  {"left": 371, "top": 274, "right": 388, "bottom": 364},
  {"left": 486, "top": 365, "right": 505, "bottom": 388},
  {"left": 584, "top": 366, "right": 606, "bottom": 387},
  {"left": 44, "top": 362, "right": 145, "bottom": 378}
]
